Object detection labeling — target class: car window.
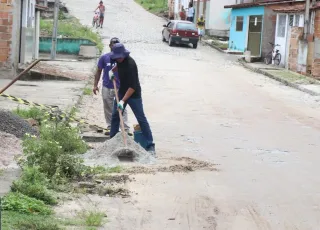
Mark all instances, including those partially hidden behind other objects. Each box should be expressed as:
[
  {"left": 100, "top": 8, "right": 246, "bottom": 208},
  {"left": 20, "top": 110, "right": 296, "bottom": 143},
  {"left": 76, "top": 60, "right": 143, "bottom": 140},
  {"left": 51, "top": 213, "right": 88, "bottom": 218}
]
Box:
[
  {"left": 166, "top": 22, "right": 171, "bottom": 27},
  {"left": 168, "top": 22, "right": 174, "bottom": 29},
  {"left": 176, "top": 22, "right": 196, "bottom": 31}
]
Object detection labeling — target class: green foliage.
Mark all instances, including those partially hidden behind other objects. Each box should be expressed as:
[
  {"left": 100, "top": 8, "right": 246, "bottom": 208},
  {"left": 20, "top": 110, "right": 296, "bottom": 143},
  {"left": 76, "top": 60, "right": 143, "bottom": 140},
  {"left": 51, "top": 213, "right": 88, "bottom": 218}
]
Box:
[
  {"left": 1, "top": 211, "right": 64, "bottom": 230},
  {"left": 136, "top": 0, "right": 167, "bottom": 14},
  {"left": 83, "top": 87, "right": 93, "bottom": 95},
  {"left": 40, "top": 17, "right": 103, "bottom": 52},
  {"left": 11, "top": 167, "right": 57, "bottom": 205},
  {"left": 86, "top": 165, "right": 123, "bottom": 174},
  {"left": 13, "top": 107, "right": 46, "bottom": 122},
  {"left": 78, "top": 211, "right": 105, "bottom": 227},
  {"left": 21, "top": 121, "right": 87, "bottom": 184},
  {"left": 39, "top": 122, "right": 87, "bottom": 155},
  {"left": 2, "top": 192, "right": 52, "bottom": 215}
]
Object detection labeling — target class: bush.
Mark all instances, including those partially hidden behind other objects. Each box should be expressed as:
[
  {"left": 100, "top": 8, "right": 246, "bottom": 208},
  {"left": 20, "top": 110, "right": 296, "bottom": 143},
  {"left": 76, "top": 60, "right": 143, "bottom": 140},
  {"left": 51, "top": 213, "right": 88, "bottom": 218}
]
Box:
[
  {"left": 2, "top": 192, "right": 53, "bottom": 215},
  {"left": 13, "top": 107, "right": 46, "bottom": 122},
  {"left": 40, "top": 122, "right": 87, "bottom": 155},
  {"left": 11, "top": 167, "right": 57, "bottom": 205}
]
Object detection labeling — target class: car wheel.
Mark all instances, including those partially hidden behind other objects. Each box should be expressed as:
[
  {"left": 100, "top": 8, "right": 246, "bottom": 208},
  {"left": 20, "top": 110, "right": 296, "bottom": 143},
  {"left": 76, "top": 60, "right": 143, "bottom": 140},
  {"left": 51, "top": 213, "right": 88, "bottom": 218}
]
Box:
[
  {"left": 168, "top": 36, "right": 173, "bottom": 46},
  {"left": 193, "top": 43, "right": 198, "bottom": 49}
]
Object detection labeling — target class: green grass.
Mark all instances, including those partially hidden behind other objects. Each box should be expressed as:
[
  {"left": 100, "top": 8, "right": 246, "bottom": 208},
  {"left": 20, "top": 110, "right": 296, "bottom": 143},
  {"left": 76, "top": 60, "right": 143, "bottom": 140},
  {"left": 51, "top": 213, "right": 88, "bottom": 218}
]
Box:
[
  {"left": 2, "top": 192, "right": 53, "bottom": 215},
  {"left": 211, "top": 40, "right": 228, "bottom": 50},
  {"left": 83, "top": 87, "right": 93, "bottom": 95},
  {"left": 135, "top": 0, "right": 167, "bottom": 14},
  {"left": 0, "top": 168, "right": 4, "bottom": 176},
  {"left": 78, "top": 210, "right": 106, "bottom": 227},
  {"left": 1, "top": 211, "right": 64, "bottom": 230},
  {"left": 40, "top": 17, "right": 103, "bottom": 52},
  {"left": 13, "top": 107, "right": 46, "bottom": 121},
  {"left": 265, "top": 69, "right": 319, "bottom": 84}
]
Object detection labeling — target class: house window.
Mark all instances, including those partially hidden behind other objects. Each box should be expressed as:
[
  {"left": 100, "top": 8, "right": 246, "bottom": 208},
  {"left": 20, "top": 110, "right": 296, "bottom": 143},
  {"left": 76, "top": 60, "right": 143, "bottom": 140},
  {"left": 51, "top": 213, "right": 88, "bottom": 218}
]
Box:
[{"left": 236, "top": 16, "right": 244, "bottom": 31}]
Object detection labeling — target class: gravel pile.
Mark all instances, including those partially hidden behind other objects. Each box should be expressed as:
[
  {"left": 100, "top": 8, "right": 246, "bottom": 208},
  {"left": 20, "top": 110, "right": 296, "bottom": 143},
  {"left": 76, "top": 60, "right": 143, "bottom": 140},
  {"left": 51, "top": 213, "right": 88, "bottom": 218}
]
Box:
[
  {"left": 83, "top": 132, "right": 155, "bottom": 166},
  {"left": 0, "top": 131, "right": 22, "bottom": 169},
  {"left": 0, "top": 109, "right": 38, "bottom": 138}
]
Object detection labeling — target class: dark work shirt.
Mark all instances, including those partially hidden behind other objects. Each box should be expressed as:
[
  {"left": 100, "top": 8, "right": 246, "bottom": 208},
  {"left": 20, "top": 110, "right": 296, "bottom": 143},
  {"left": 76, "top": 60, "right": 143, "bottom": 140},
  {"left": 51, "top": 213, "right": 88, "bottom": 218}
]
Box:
[{"left": 117, "top": 56, "right": 141, "bottom": 98}]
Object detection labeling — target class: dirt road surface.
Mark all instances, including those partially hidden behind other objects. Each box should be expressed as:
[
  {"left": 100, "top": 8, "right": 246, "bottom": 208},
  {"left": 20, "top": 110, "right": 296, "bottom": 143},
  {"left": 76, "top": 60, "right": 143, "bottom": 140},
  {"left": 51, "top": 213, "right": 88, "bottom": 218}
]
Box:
[{"left": 62, "top": 0, "right": 320, "bottom": 229}]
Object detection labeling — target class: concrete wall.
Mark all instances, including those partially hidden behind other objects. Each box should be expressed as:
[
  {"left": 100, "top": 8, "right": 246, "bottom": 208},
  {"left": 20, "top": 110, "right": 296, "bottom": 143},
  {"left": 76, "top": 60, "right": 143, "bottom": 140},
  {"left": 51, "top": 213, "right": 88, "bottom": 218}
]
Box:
[
  {"left": 0, "top": 0, "right": 21, "bottom": 73},
  {"left": 20, "top": 0, "right": 36, "bottom": 64},
  {"left": 206, "top": 0, "right": 234, "bottom": 37},
  {"left": 312, "top": 10, "right": 320, "bottom": 79},
  {"left": 261, "top": 7, "right": 276, "bottom": 58},
  {"left": 229, "top": 6, "right": 264, "bottom": 52},
  {"left": 288, "top": 27, "right": 304, "bottom": 73}
]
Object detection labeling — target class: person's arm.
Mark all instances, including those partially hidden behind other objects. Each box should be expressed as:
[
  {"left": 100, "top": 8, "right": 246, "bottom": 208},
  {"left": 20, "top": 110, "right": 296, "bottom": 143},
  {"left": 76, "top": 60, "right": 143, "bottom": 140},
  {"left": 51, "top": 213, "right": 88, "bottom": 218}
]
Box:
[
  {"left": 93, "top": 68, "right": 102, "bottom": 95},
  {"left": 93, "top": 56, "right": 104, "bottom": 95}
]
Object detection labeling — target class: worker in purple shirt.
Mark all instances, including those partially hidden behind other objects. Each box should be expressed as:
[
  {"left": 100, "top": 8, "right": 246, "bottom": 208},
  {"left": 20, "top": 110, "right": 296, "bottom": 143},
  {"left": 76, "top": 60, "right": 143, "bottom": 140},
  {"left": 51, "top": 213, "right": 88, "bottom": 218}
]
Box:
[{"left": 93, "top": 37, "right": 130, "bottom": 135}]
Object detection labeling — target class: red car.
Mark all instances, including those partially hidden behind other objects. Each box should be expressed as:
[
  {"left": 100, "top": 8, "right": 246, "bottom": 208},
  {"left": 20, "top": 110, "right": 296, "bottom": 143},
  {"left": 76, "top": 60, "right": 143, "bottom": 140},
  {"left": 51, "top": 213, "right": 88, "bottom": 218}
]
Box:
[{"left": 162, "top": 20, "right": 199, "bottom": 49}]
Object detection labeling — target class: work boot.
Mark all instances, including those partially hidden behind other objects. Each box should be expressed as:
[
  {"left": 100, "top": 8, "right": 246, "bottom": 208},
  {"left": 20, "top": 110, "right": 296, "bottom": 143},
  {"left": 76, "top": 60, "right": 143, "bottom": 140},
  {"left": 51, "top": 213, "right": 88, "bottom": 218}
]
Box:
[{"left": 146, "top": 144, "right": 156, "bottom": 156}]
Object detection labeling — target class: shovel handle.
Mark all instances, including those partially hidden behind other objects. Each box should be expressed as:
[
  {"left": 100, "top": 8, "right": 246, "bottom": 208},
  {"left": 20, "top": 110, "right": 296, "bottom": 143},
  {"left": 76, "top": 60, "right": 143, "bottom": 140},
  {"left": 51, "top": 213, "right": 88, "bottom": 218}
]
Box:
[{"left": 112, "top": 78, "right": 127, "bottom": 147}]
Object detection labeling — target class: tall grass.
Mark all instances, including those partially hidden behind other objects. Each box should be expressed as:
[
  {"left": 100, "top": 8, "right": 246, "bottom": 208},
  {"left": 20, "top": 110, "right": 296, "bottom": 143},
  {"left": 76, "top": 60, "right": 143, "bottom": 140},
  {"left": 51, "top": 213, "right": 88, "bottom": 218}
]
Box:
[
  {"left": 40, "top": 17, "right": 103, "bottom": 52},
  {"left": 135, "top": 0, "right": 167, "bottom": 14}
]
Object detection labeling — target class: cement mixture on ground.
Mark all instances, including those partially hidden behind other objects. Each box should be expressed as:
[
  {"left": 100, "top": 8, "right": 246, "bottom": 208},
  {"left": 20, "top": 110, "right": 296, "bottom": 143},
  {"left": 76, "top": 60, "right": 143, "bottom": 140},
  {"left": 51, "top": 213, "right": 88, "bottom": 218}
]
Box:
[
  {"left": 0, "top": 131, "right": 22, "bottom": 169},
  {"left": 0, "top": 109, "right": 38, "bottom": 138},
  {"left": 83, "top": 132, "right": 155, "bottom": 166}
]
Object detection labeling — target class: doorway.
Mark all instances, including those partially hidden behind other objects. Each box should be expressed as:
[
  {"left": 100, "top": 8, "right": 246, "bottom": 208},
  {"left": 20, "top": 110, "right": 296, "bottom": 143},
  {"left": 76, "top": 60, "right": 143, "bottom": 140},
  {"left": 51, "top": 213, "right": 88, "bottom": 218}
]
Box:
[{"left": 247, "top": 15, "right": 263, "bottom": 56}]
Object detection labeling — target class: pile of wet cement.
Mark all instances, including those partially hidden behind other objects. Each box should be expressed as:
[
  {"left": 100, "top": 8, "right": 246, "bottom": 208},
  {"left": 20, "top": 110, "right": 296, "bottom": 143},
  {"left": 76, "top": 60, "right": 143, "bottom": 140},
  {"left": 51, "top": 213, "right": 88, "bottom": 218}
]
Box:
[
  {"left": 83, "top": 132, "right": 155, "bottom": 166},
  {"left": 0, "top": 109, "right": 38, "bottom": 138}
]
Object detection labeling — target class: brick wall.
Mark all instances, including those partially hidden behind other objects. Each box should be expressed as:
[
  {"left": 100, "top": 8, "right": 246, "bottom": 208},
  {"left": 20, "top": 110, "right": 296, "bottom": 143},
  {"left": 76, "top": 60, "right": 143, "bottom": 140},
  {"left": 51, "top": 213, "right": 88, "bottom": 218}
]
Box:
[
  {"left": 288, "top": 27, "right": 303, "bottom": 72},
  {"left": 0, "top": 0, "right": 13, "bottom": 69},
  {"left": 312, "top": 10, "right": 320, "bottom": 79}
]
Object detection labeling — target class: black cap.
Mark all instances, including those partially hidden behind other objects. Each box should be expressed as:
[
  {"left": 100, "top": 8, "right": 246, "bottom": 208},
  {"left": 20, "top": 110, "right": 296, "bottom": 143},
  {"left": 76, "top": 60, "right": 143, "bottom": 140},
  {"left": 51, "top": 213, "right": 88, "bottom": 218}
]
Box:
[{"left": 110, "top": 37, "right": 120, "bottom": 45}]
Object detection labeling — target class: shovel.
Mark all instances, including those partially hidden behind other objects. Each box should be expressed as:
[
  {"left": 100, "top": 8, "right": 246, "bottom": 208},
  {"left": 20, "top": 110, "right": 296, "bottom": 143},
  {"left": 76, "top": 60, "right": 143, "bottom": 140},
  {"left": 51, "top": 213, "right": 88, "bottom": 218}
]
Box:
[{"left": 111, "top": 73, "right": 135, "bottom": 161}]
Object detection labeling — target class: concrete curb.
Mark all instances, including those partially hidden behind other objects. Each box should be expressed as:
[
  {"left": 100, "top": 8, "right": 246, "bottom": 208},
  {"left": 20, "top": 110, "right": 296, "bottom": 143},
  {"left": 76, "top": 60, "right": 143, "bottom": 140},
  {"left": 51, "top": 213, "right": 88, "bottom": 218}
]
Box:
[
  {"left": 238, "top": 58, "right": 320, "bottom": 96},
  {"left": 201, "top": 40, "right": 225, "bottom": 53}
]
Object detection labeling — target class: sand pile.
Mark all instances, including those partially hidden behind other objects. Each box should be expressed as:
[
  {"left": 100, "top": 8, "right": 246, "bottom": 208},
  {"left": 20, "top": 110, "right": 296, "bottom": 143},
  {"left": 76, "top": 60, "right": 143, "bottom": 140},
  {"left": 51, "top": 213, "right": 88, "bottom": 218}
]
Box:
[
  {"left": 0, "top": 109, "right": 38, "bottom": 138},
  {"left": 0, "top": 131, "right": 22, "bottom": 169},
  {"left": 83, "top": 132, "right": 155, "bottom": 166}
]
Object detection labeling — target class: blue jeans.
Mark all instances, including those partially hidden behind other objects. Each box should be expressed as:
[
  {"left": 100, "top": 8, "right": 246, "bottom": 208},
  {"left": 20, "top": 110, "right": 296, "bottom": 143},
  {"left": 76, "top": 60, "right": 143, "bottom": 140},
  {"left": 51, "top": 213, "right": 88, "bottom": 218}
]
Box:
[{"left": 110, "top": 96, "right": 155, "bottom": 150}]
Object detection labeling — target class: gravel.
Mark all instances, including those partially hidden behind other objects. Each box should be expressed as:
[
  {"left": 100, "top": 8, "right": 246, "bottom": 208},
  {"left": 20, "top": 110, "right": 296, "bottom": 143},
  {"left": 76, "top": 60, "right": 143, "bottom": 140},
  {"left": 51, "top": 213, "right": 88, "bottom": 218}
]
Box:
[
  {"left": 0, "top": 131, "right": 22, "bottom": 169},
  {"left": 83, "top": 132, "right": 155, "bottom": 166},
  {"left": 0, "top": 109, "right": 38, "bottom": 138}
]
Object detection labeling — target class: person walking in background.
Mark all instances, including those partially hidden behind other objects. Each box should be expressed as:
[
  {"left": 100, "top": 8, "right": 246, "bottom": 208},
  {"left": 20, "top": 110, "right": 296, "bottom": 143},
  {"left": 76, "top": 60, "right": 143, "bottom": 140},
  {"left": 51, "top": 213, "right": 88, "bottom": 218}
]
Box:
[
  {"left": 186, "top": 2, "right": 194, "bottom": 22},
  {"left": 179, "top": 6, "right": 186, "bottom": 20},
  {"left": 93, "top": 38, "right": 130, "bottom": 135},
  {"left": 95, "top": 1, "right": 105, "bottom": 28},
  {"left": 197, "top": 14, "right": 205, "bottom": 41},
  {"left": 109, "top": 43, "right": 156, "bottom": 154}
]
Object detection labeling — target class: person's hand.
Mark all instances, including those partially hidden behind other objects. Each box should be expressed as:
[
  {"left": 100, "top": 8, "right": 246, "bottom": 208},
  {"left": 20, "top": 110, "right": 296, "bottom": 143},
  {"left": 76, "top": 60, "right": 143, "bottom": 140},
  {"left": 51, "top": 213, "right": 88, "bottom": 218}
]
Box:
[
  {"left": 117, "top": 100, "right": 125, "bottom": 110},
  {"left": 109, "top": 70, "right": 115, "bottom": 81},
  {"left": 93, "top": 86, "right": 99, "bottom": 95}
]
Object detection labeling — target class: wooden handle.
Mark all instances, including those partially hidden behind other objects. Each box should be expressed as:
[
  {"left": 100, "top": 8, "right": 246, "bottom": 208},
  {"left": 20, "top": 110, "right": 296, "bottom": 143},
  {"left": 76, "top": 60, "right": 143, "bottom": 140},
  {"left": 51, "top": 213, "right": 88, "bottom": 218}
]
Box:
[{"left": 112, "top": 79, "right": 127, "bottom": 147}]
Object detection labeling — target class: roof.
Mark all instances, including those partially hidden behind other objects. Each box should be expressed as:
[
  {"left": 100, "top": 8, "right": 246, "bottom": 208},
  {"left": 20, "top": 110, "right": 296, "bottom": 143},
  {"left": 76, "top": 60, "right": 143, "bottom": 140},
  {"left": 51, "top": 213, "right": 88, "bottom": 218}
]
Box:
[
  {"left": 224, "top": 0, "right": 300, "bottom": 9},
  {"left": 273, "top": 3, "right": 305, "bottom": 13}
]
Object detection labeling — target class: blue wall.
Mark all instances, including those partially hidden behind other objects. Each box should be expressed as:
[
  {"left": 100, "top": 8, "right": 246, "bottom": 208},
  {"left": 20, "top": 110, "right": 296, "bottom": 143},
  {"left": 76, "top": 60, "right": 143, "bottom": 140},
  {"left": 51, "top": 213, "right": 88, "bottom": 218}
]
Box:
[{"left": 229, "top": 6, "right": 264, "bottom": 52}]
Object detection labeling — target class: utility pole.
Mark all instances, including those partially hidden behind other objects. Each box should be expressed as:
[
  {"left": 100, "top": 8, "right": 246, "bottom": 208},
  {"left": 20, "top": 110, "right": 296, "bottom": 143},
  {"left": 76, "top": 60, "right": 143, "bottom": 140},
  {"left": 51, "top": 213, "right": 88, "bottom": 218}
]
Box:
[
  {"left": 51, "top": 0, "right": 59, "bottom": 60},
  {"left": 304, "top": 0, "right": 310, "bottom": 40}
]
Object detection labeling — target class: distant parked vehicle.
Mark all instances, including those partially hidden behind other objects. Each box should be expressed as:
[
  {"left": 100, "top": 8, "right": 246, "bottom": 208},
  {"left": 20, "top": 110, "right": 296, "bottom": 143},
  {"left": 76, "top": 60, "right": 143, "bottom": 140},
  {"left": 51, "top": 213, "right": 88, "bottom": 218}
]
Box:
[
  {"left": 264, "top": 42, "right": 281, "bottom": 65},
  {"left": 162, "top": 20, "right": 199, "bottom": 49}
]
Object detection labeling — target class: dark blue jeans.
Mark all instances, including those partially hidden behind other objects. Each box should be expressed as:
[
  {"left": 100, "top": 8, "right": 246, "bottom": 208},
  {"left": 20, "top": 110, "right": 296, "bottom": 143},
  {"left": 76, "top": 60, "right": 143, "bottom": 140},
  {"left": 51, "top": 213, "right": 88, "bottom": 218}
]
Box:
[{"left": 110, "top": 96, "right": 155, "bottom": 150}]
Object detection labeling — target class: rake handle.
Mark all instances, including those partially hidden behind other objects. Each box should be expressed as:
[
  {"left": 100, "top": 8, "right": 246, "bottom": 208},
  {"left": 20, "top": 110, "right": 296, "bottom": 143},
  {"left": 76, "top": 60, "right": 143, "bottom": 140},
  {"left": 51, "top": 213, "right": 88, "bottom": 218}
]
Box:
[{"left": 112, "top": 79, "right": 127, "bottom": 147}]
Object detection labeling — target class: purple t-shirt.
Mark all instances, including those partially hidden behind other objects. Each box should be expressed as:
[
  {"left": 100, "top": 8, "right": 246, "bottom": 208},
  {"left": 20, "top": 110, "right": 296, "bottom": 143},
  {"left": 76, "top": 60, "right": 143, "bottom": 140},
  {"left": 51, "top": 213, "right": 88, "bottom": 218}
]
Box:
[{"left": 97, "top": 53, "right": 120, "bottom": 89}]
